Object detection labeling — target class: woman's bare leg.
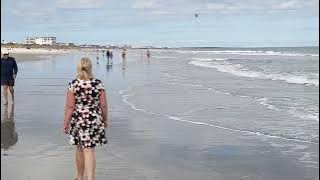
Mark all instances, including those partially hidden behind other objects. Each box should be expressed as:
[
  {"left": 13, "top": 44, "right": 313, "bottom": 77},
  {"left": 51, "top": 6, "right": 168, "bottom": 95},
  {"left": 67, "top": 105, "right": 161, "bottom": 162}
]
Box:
[
  {"left": 76, "top": 146, "right": 85, "bottom": 180},
  {"left": 83, "top": 148, "right": 96, "bottom": 180}
]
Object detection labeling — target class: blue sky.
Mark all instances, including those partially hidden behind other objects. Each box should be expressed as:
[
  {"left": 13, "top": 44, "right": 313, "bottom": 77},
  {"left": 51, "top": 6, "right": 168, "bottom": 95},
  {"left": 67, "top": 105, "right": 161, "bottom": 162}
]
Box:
[{"left": 1, "top": 0, "right": 319, "bottom": 47}]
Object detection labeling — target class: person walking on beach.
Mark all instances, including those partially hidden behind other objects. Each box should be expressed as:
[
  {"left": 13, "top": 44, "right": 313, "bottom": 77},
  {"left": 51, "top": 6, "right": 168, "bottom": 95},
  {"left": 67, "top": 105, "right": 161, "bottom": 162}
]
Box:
[
  {"left": 146, "top": 49, "right": 151, "bottom": 58},
  {"left": 1, "top": 50, "right": 18, "bottom": 105},
  {"left": 110, "top": 50, "right": 113, "bottom": 60},
  {"left": 63, "top": 57, "right": 108, "bottom": 180},
  {"left": 106, "top": 50, "right": 110, "bottom": 61},
  {"left": 121, "top": 48, "right": 126, "bottom": 59}
]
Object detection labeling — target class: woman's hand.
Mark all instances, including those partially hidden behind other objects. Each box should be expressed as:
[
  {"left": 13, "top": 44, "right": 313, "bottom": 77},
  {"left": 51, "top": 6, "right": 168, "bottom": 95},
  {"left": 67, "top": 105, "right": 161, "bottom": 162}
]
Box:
[
  {"left": 103, "top": 121, "right": 108, "bottom": 128},
  {"left": 63, "top": 121, "right": 69, "bottom": 134}
]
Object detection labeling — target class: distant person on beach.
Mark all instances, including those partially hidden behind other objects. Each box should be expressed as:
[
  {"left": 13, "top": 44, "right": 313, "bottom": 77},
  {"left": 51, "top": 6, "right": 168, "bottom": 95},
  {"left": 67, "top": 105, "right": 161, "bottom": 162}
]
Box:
[
  {"left": 121, "top": 48, "right": 126, "bottom": 59},
  {"left": 110, "top": 50, "right": 113, "bottom": 60},
  {"left": 1, "top": 50, "right": 18, "bottom": 105},
  {"left": 106, "top": 50, "right": 110, "bottom": 60},
  {"left": 63, "top": 57, "right": 108, "bottom": 180},
  {"left": 146, "top": 50, "right": 151, "bottom": 58}
]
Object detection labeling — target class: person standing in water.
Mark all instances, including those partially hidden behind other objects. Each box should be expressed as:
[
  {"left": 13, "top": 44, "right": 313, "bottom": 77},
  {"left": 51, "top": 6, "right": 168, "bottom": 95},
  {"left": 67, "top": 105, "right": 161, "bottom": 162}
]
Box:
[
  {"left": 63, "top": 57, "right": 108, "bottom": 180},
  {"left": 1, "top": 50, "right": 18, "bottom": 105}
]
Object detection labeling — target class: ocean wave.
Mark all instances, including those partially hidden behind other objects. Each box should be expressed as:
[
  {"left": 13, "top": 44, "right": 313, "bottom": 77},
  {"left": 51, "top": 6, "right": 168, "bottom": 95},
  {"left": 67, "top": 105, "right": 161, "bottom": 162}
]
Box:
[
  {"left": 120, "top": 90, "right": 318, "bottom": 144},
  {"left": 289, "top": 110, "right": 319, "bottom": 122},
  {"left": 188, "top": 60, "right": 319, "bottom": 86},
  {"left": 257, "top": 98, "right": 319, "bottom": 122},
  {"left": 166, "top": 82, "right": 203, "bottom": 87},
  {"left": 176, "top": 50, "right": 319, "bottom": 57},
  {"left": 162, "top": 73, "right": 188, "bottom": 80},
  {"left": 190, "top": 58, "right": 213, "bottom": 61},
  {"left": 161, "top": 75, "right": 319, "bottom": 122},
  {"left": 257, "top": 98, "right": 282, "bottom": 111},
  {"left": 153, "top": 56, "right": 178, "bottom": 59},
  {"left": 165, "top": 115, "right": 318, "bottom": 144},
  {"left": 190, "top": 58, "right": 227, "bottom": 61},
  {"left": 120, "top": 89, "right": 318, "bottom": 144}
]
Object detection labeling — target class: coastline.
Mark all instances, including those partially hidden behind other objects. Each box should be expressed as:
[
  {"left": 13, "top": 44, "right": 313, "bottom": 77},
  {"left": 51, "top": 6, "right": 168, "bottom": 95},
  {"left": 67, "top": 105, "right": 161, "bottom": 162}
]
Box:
[{"left": 1, "top": 47, "right": 85, "bottom": 55}]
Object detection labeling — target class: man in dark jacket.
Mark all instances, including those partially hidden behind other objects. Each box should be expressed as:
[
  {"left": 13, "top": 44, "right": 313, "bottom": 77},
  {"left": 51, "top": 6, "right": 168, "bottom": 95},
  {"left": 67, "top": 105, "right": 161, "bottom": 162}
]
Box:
[
  {"left": 106, "top": 49, "right": 110, "bottom": 60},
  {"left": 1, "top": 50, "right": 18, "bottom": 105}
]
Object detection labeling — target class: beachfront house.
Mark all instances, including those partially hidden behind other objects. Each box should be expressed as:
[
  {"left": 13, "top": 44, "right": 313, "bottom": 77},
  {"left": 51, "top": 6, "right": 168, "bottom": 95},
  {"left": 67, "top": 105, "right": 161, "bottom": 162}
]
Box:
[{"left": 25, "top": 37, "right": 57, "bottom": 45}]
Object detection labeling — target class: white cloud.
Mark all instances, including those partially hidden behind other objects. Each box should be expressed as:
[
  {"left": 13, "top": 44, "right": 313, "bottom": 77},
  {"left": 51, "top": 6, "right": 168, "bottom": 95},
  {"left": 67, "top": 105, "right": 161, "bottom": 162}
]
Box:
[
  {"left": 274, "top": 0, "right": 301, "bottom": 10},
  {"left": 57, "top": 0, "right": 105, "bottom": 9},
  {"left": 132, "top": 0, "right": 161, "bottom": 9},
  {"left": 132, "top": 0, "right": 318, "bottom": 15},
  {"left": 207, "top": 0, "right": 319, "bottom": 14}
]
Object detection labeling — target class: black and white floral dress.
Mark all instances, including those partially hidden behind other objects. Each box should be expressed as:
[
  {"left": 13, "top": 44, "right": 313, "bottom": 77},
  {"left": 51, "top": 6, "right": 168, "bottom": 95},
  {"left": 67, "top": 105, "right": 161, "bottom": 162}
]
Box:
[{"left": 68, "top": 78, "right": 107, "bottom": 148}]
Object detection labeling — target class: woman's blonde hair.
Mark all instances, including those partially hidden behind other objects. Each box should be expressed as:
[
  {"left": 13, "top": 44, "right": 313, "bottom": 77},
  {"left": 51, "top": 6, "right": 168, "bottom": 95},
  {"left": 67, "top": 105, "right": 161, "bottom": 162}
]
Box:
[{"left": 77, "top": 57, "right": 93, "bottom": 80}]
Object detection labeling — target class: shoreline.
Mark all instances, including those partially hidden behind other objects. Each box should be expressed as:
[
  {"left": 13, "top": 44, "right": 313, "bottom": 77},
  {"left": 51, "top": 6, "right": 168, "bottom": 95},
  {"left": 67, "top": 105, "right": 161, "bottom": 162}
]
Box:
[{"left": 1, "top": 47, "right": 86, "bottom": 55}]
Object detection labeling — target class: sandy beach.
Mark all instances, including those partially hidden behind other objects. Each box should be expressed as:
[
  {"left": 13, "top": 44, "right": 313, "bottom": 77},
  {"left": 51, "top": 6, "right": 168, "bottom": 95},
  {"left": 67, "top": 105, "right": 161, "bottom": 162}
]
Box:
[
  {"left": 1, "top": 47, "right": 89, "bottom": 55},
  {"left": 1, "top": 48, "right": 319, "bottom": 180}
]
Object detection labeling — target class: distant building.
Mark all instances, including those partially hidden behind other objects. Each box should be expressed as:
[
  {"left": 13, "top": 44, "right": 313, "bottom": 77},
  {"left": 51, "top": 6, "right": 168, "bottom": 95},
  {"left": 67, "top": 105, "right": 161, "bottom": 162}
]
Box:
[
  {"left": 57, "top": 42, "right": 68, "bottom": 46},
  {"left": 79, "top": 44, "right": 101, "bottom": 48},
  {"left": 25, "top": 37, "right": 57, "bottom": 45}
]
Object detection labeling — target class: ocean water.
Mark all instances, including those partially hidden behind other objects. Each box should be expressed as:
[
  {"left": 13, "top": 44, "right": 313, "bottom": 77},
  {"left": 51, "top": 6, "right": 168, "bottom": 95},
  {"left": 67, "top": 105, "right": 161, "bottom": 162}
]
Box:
[
  {"left": 1, "top": 47, "right": 319, "bottom": 179},
  {"left": 151, "top": 47, "right": 319, "bottom": 142},
  {"left": 125, "top": 46, "right": 319, "bottom": 178}
]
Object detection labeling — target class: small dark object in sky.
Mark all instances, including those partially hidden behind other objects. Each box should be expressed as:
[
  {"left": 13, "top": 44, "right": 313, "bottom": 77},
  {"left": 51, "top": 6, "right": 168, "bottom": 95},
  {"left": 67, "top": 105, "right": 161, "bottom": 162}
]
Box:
[{"left": 194, "top": 13, "right": 199, "bottom": 17}]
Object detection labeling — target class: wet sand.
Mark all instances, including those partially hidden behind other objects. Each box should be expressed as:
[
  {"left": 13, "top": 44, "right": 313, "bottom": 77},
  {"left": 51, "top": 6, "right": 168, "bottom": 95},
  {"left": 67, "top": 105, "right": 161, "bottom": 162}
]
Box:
[{"left": 1, "top": 50, "right": 318, "bottom": 180}]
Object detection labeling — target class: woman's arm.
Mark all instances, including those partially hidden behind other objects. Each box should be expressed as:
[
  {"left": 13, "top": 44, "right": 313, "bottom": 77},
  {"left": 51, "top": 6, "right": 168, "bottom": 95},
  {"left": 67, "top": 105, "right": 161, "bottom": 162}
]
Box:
[
  {"left": 99, "top": 90, "right": 108, "bottom": 128},
  {"left": 63, "top": 90, "right": 75, "bottom": 133}
]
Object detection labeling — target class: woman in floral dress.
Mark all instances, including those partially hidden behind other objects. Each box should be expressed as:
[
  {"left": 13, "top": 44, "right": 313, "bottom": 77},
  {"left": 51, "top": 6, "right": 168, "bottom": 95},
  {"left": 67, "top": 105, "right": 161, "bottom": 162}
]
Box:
[{"left": 63, "top": 57, "right": 108, "bottom": 180}]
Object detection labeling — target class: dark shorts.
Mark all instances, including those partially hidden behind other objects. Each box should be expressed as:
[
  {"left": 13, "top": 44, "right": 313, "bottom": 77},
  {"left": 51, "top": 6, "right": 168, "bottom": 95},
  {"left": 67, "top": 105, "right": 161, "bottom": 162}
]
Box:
[{"left": 1, "top": 79, "right": 15, "bottom": 86}]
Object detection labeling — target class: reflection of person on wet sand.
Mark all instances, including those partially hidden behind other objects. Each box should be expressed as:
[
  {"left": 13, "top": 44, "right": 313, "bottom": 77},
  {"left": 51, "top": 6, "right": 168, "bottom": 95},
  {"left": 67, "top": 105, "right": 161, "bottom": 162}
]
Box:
[
  {"left": 122, "top": 58, "right": 126, "bottom": 70},
  {"left": 1, "top": 104, "right": 18, "bottom": 150},
  {"left": 106, "top": 57, "right": 113, "bottom": 72},
  {"left": 122, "top": 58, "right": 126, "bottom": 77},
  {"left": 96, "top": 55, "right": 99, "bottom": 64}
]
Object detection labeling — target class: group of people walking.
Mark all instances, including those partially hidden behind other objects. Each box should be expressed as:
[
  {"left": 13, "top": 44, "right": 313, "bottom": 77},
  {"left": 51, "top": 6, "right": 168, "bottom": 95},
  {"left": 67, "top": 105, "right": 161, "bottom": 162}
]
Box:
[
  {"left": 98, "top": 48, "right": 150, "bottom": 61},
  {"left": 106, "top": 49, "right": 113, "bottom": 60}
]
